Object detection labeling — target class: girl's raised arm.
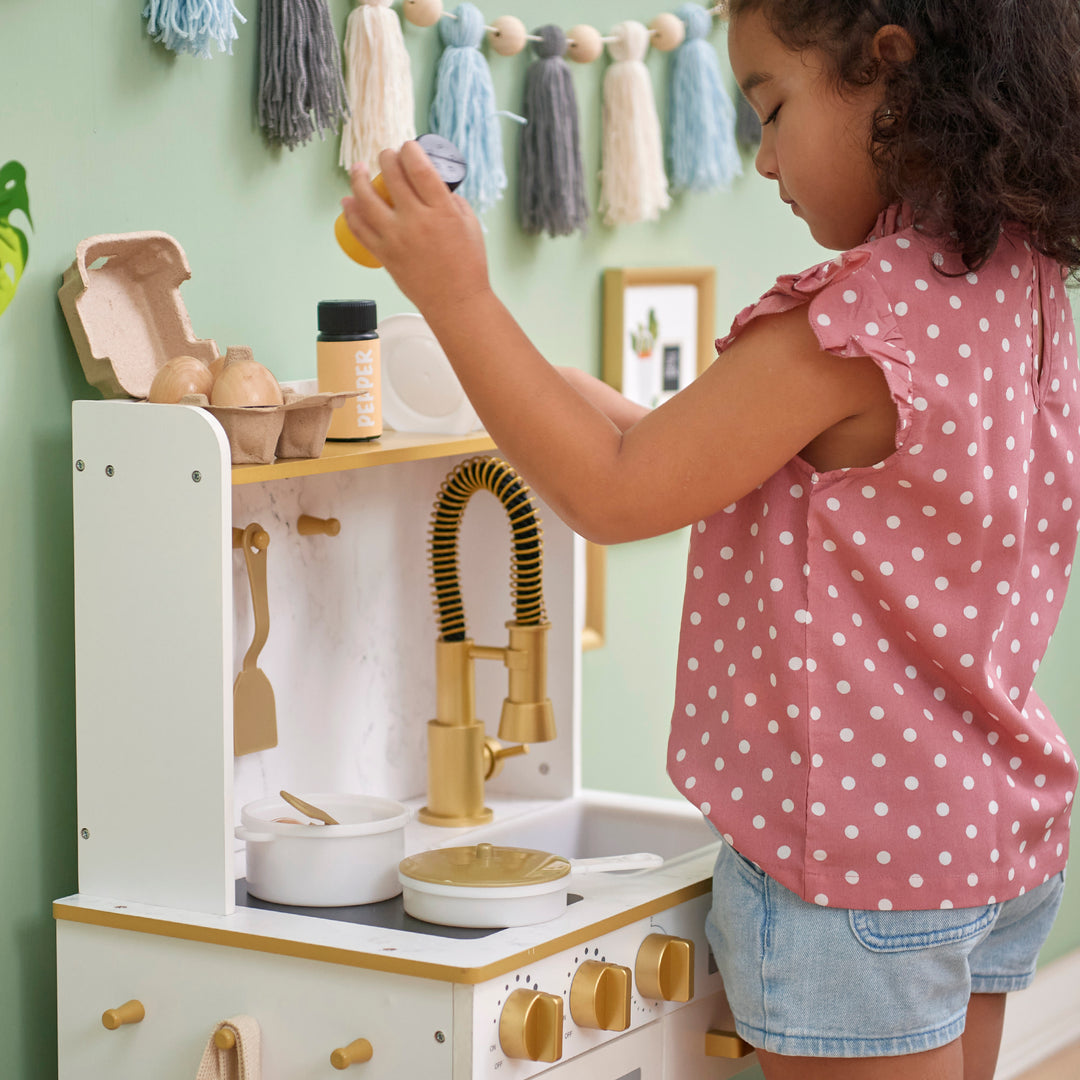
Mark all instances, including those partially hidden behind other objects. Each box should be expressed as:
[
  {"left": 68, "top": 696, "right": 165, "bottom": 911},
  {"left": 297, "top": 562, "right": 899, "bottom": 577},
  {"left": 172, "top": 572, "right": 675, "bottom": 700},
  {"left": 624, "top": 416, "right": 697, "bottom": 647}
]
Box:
[{"left": 342, "top": 143, "right": 893, "bottom": 544}]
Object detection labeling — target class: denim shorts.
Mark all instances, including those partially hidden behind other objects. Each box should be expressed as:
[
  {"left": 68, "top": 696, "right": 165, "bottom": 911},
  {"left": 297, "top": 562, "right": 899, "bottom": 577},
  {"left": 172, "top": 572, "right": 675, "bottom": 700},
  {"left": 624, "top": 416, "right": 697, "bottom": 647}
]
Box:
[{"left": 706, "top": 840, "right": 1067, "bottom": 1058}]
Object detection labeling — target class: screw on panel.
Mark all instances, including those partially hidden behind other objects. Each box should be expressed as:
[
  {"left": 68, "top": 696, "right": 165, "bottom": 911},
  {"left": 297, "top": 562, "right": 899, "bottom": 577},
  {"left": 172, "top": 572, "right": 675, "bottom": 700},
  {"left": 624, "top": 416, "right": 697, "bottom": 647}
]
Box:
[
  {"left": 75, "top": 460, "right": 85, "bottom": 472},
  {"left": 105, "top": 465, "right": 115, "bottom": 477},
  {"left": 191, "top": 471, "right": 202, "bottom": 483},
  {"left": 80, "top": 828, "right": 90, "bottom": 839},
  {"left": 434, "top": 1031, "right": 446, "bottom": 1044}
]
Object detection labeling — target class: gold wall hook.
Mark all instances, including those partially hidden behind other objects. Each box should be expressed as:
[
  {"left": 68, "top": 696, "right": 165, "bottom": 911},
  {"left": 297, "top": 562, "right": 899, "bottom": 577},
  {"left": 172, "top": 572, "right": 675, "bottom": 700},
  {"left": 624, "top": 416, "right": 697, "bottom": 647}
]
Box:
[
  {"left": 330, "top": 1037, "right": 373, "bottom": 1069},
  {"left": 232, "top": 525, "right": 269, "bottom": 551},
  {"left": 297, "top": 514, "right": 341, "bottom": 537},
  {"left": 101, "top": 999, "right": 145, "bottom": 1030},
  {"left": 214, "top": 1027, "right": 237, "bottom": 1049}
]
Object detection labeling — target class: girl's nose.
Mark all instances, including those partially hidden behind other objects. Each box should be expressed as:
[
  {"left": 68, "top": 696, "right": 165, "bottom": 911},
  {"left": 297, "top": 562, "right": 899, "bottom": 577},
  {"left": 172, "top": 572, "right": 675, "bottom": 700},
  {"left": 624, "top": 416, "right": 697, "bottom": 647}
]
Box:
[{"left": 755, "top": 139, "right": 778, "bottom": 180}]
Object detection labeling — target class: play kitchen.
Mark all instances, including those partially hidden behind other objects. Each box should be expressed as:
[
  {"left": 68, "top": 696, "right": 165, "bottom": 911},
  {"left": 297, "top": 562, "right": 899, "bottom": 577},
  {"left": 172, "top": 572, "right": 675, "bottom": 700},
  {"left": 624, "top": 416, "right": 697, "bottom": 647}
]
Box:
[{"left": 54, "top": 232, "right": 753, "bottom": 1078}]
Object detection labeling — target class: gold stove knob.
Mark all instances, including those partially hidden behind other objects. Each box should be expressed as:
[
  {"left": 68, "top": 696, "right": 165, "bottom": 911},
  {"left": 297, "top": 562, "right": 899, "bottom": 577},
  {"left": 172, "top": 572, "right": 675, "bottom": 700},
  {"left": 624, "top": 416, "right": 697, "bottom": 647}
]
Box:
[
  {"left": 635, "top": 934, "right": 695, "bottom": 1003},
  {"left": 570, "top": 960, "right": 632, "bottom": 1031},
  {"left": 499, "top": 988, "right": 563, "bottom": 1063}
]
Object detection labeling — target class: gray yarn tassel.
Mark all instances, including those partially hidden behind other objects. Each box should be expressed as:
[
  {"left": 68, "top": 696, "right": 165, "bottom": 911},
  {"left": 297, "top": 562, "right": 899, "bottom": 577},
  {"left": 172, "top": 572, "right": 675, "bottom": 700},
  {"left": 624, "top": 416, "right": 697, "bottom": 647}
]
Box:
[
  {"left": 518, "top": 25, "right": 589, "bottom": 237},
  {"left": 259, "top": 0, "right": 349, "bottom": 150}
]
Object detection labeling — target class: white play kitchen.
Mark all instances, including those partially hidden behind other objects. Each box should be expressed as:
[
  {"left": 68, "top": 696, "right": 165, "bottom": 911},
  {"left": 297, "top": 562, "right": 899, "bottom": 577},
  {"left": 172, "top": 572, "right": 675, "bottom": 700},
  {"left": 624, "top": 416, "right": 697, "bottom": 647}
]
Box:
[{"left": 54, "top": 233, "right": 756, "bottom": 1078}]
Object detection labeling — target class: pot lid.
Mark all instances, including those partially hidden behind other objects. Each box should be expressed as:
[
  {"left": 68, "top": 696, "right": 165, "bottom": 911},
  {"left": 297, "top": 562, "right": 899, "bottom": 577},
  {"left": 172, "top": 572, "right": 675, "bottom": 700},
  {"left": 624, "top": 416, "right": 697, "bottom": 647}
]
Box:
[{"left": 399, "top": 843, "right": 571, "bottom": 888}]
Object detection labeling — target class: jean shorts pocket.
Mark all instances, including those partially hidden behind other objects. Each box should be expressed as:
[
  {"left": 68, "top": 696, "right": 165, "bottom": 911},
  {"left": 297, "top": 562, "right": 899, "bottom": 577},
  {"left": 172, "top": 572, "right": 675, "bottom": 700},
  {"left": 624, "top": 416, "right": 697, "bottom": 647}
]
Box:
[
  {"left": 850, "top": 903, "right": 999, "bottom": 954},
  {"left": 723, "top": 842, "right": 766, "bottom": 886}
]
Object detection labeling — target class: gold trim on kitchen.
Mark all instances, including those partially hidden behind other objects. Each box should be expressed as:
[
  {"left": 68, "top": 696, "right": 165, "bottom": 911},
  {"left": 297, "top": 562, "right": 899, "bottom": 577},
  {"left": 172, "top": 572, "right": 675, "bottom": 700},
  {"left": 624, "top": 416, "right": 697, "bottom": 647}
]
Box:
[{"left": 54, "top": 880, "right": 710, "bottom": 985}]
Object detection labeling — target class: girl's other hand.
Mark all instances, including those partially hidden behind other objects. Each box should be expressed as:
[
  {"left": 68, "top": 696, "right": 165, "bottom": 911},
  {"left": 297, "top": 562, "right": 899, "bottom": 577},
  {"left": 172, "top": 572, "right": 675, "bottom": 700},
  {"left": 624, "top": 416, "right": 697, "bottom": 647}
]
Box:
[{"left": 340, "top": 142, "right": 492, "bottom": 317}]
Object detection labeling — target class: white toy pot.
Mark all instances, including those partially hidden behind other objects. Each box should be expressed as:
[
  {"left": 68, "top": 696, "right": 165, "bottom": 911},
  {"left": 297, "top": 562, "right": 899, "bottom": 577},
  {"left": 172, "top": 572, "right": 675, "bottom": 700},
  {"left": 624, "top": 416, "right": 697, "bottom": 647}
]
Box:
[{"left": 237, "top": 793, "right": 410, "bottom": 907}]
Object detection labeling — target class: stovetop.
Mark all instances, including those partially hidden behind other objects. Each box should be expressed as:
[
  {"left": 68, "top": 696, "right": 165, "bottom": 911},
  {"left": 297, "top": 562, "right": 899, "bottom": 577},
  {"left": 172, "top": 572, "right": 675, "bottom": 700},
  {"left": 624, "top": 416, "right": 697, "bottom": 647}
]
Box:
[{"left": 235, "top": 879, "right": 581, "bottom": 939}]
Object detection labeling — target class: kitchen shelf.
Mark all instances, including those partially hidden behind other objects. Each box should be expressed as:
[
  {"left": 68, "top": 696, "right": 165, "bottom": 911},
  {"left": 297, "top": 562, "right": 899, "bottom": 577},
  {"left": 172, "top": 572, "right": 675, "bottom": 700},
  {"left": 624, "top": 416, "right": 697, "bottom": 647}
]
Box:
[{"left": 231, "top": 429, "right": 496, "bottom": 485}]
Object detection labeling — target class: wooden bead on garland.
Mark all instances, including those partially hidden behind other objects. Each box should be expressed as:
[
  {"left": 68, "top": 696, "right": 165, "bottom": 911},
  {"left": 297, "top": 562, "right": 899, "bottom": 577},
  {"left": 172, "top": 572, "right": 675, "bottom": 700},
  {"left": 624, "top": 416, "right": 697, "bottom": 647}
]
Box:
[
  {"left": 403, "top": 0, "right": 443, "bottom": 28},
  {"left": 488, "top": 15, "right": 527, "bottom": 57},
  {"left": 649, "top": 12, "right": 686, "bottom": 52},
  {"left": 566, "top": 24, "right": 603, "bottom": 64}
]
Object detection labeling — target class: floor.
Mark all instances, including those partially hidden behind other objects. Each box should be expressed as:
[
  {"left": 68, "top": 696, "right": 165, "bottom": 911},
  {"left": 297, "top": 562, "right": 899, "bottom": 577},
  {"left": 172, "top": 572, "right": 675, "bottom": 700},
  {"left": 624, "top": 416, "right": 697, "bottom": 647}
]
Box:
[{"left": 1014, "top": 1040, "right": 1080, "bottom": 1080}]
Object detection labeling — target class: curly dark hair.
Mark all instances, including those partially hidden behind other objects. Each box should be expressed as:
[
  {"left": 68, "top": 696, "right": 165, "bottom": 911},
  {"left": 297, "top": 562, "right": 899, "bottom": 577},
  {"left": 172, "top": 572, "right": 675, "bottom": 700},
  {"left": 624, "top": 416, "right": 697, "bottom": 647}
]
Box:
[{"left": 725, "top": 0, "right": 1080, "bottom": 276}]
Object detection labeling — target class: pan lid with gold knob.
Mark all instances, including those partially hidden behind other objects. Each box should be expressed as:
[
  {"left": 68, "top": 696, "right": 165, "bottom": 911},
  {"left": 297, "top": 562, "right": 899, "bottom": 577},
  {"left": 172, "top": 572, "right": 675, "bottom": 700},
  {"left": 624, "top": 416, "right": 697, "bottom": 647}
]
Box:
[{"left": 399, "top": 843, "right": 572, "bottom": 888}]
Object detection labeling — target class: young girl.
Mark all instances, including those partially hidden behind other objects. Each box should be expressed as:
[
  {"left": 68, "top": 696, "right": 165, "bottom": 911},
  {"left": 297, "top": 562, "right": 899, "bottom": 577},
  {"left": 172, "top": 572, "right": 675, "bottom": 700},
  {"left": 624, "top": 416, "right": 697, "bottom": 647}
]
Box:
[{"left": 341, "top": 2, "right": 1080, "bottom": 1075}]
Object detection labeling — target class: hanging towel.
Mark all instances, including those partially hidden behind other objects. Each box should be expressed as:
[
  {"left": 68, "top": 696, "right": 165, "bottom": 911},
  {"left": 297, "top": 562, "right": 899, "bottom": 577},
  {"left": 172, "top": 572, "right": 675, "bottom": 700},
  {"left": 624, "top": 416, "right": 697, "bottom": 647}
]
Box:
[{"left": 196, "top": 1016, "right": 261, "bottom": 1080}]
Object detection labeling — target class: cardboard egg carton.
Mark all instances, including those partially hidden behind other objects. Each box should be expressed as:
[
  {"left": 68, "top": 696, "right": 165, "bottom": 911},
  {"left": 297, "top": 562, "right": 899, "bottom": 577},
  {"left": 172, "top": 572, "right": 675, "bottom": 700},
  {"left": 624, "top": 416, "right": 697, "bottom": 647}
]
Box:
[{"left": 58, "top": 231, "right": 347, "bottom": 464}]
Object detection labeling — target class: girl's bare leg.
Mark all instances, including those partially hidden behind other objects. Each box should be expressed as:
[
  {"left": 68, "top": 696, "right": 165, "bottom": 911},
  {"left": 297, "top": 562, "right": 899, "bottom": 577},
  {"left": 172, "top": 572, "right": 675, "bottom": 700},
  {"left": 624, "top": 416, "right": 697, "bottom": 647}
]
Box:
[
  {"left": 753, "top": 993, "right": 1007, "bottom": 1080},
  {"left": 961, "top": 993, "right": 1007, "bottom": 1080}
]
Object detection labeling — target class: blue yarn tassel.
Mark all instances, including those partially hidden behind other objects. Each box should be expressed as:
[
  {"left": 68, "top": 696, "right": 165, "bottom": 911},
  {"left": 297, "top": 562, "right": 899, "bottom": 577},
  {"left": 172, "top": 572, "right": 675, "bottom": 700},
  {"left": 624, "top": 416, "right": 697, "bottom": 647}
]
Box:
[
  {"left": 143, "top": 0, "right": 246, "bottom": 59},
  {"left": 668, "top": 4, "right": 741, "bottom": 193},
  {"left": 430, "top": 4, "right": 506, "bottom": 216}
]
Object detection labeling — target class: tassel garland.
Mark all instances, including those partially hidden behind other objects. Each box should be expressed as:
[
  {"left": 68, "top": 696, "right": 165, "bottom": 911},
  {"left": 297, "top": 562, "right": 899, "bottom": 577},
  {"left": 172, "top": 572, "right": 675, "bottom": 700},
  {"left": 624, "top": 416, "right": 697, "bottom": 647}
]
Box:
[
  {"left": 518, "top": 26, "right": 589, "bottom": 237},
  {"left": 599, "top": 21, "right": 670, "bottom": 226},
  {"left": 668, "top": 3, "right": 741, "bottom": 192},
  {"left": 430, "top": 3, "right": 507, "bottom": 215},
  {"left": 339, "top": 0, "right": 417, "bottom": 173},
  {"left": 143, "top": 0, "right": 246, "bottom": 59},
  {"left": 258, "top": 0, "right": 348, "bottom": 149}
]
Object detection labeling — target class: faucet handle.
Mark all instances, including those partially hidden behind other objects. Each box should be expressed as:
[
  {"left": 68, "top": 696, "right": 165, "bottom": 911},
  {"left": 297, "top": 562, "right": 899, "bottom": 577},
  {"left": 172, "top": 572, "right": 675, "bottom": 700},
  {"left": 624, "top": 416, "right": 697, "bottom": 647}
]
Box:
[
  {"left": 497, "top": 622, "right": 556, "bottom": 744},
  {"left": 483, "top": 737, "right": 529, "bottom": 780}
]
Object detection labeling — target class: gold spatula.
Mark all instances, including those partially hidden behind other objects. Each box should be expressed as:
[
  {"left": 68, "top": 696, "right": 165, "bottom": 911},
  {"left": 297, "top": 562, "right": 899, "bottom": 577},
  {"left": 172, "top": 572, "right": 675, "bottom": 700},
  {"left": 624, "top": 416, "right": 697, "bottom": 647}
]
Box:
[
  {"left": 233, "top": 523, "right": 277, "bottom": 756},
  {"left": 279, "top": 789, "right": 340, "bottom": 826}
]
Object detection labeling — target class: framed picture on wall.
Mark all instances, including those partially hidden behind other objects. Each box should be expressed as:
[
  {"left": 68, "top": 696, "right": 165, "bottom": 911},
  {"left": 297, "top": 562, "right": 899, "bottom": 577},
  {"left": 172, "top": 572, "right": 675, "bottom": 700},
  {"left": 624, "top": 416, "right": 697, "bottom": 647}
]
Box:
[{"left": 602, "top": 266, "right": 717, "bottom": 409}]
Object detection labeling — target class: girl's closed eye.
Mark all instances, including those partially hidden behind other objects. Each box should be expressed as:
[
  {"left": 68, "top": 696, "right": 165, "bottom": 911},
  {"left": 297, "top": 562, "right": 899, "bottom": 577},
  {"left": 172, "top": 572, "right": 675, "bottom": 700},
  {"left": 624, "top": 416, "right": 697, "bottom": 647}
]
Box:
[{"left": 762, "top": 103, "right": 781, "bottom": 126}]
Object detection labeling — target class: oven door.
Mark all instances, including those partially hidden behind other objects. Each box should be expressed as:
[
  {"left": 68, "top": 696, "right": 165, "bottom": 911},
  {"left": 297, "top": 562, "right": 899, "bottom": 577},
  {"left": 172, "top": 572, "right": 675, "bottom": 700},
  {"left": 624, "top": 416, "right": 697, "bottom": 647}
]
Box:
[{"left": 538, "top": 1020, "right": 663, "bottom": 1080}]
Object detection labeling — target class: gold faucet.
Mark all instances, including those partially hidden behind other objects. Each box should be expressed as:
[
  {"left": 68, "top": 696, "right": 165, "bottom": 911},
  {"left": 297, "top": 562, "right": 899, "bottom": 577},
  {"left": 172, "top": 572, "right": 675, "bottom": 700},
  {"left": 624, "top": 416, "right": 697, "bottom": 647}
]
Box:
[{"left": 419, "top": 458, "right": 556, "bottom": 827}]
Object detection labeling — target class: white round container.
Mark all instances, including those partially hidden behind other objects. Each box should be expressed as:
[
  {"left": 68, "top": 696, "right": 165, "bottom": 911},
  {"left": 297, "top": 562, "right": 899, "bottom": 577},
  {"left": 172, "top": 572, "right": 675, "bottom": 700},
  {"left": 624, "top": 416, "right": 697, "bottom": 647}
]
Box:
[{"left": 237, "top": 793, "right": 410, "bottom": 907}]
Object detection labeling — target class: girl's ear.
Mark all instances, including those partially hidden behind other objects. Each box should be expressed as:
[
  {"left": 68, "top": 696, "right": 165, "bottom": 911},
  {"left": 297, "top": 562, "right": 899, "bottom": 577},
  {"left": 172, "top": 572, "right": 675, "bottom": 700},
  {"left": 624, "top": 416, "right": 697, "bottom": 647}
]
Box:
[{"left": 871, "top": 24, "right": 916, "bottom": 68}]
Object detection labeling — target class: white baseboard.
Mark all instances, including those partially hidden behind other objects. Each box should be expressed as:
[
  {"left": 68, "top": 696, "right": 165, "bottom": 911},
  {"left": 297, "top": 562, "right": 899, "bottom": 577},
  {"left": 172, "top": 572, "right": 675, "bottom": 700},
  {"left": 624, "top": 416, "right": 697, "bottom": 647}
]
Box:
[{"left": 996, "top": 949, "right": 1080, "bottom": 1079}]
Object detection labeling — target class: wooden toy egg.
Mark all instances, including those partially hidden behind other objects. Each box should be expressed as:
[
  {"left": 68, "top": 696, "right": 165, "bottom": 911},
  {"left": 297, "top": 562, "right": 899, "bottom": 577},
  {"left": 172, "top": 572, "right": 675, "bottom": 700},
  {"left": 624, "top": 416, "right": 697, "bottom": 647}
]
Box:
[
  {"left": 403, "top": 0, "right": 442, "bottom": 29},
  {"left": 488, "top": 15, "right": 527, "bottom": 57},
  {"left": 210, "top": 347, "right": 284, "bottom": 408},
  {"left": 650, "top": 13, "right": 687, "bottom": 52},
  {"left": 148, "top": 356, "right": 215, "bottom": 404},
  {"left": 567, "top": 24, "right": 603, "bottom": 64}
]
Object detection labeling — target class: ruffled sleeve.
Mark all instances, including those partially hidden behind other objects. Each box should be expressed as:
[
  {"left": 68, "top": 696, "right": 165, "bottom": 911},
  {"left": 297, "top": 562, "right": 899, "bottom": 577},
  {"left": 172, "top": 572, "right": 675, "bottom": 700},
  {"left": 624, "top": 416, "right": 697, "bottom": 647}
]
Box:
[{"left": 717, "top": 246, "right": 916, "bottom": 452}]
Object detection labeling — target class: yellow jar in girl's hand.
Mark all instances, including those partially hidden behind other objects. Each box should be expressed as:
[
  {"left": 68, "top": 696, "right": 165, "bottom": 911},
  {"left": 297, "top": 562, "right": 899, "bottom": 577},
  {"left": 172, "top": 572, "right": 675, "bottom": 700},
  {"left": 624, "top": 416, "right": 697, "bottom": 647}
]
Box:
[{"left": 335, "top": 134, "right": 467, "bottom": 269}]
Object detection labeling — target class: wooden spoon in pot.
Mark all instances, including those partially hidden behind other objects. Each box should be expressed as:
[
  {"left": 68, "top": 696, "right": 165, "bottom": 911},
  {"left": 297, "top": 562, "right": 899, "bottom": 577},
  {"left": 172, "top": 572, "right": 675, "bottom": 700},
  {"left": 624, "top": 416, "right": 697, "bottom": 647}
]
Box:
[{"left": 279, "top": 789, "right": 340, "bottom": 826}]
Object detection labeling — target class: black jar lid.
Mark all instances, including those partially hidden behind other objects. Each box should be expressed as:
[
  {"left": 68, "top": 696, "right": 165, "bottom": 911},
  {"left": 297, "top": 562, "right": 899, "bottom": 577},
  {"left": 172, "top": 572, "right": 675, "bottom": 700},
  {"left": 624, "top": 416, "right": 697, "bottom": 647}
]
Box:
[
  {"left": 417, "top": 133, "right": 467, "bottom": 192},
  {"left": 318, "top": 299, "right": 377, "bottom": 336}
]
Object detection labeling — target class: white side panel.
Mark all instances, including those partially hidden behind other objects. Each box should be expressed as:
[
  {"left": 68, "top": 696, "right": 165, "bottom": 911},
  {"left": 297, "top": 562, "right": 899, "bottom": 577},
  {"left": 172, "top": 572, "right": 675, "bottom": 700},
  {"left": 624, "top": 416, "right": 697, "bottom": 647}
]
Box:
[
  {"left": 72, "top": 400, "right": 232, "bottom": 914},
  {"left": 56, "top": 921, "right": 453, "bottom": 1080}
]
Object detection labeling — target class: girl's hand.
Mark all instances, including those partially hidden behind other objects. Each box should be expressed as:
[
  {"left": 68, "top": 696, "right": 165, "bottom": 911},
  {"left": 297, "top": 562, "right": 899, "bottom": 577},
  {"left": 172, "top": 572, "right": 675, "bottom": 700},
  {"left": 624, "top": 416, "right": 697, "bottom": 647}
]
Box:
[{"left": 340, "top": 142, "right": 492, "bottom": 318}]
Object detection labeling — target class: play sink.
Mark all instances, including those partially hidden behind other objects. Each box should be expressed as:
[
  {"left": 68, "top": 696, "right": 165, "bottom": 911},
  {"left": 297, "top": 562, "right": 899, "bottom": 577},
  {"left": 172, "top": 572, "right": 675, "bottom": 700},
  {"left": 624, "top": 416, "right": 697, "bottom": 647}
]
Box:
[{"left": 452, "top": 790, "right": 718, "bottom": 863}]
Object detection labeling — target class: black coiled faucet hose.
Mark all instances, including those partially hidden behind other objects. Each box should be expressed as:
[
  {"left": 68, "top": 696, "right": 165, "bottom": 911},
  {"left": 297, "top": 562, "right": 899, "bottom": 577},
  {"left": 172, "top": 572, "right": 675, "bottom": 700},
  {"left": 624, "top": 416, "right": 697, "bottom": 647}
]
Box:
[{"left": 429, "top": 457, "right": 546, "bottom": 642}]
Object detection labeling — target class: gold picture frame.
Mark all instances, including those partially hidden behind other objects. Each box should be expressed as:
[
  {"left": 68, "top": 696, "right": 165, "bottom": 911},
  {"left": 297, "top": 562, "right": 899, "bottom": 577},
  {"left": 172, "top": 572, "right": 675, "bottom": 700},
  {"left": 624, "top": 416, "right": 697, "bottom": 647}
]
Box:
[
  {"left": 581, "top": 542, "right": 606, "bottom": 652},
  {"left": 603, "top": 266, "right": 717, "bottom": 409}
]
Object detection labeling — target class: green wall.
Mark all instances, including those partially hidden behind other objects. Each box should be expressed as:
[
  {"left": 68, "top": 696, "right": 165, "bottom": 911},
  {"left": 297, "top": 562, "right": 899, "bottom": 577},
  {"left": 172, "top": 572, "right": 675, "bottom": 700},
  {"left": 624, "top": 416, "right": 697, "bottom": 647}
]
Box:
[{"left": 2, "top": 2, "right": 1077, "bottom": 1076}]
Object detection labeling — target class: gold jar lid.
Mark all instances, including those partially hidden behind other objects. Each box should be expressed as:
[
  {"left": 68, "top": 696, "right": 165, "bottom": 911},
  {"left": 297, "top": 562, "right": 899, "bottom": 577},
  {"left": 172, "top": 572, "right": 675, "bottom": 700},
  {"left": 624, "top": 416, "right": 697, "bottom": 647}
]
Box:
[{"left": 399, "top": 843, "right": 571, "bottom": 887}]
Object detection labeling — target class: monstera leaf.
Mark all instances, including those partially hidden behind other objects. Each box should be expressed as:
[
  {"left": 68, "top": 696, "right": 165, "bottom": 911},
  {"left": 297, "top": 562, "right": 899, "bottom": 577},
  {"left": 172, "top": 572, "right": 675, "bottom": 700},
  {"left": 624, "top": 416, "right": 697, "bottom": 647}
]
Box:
[{"left": 0, "top": 161, "right": 32, "bottom": 318}]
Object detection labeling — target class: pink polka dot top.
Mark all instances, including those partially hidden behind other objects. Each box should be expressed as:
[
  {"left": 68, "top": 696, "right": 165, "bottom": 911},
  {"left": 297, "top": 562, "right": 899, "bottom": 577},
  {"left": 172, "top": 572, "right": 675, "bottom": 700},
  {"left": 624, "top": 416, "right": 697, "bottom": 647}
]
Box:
[{"left": 667, "top": 204, "right": 1080, "bottom": 911}]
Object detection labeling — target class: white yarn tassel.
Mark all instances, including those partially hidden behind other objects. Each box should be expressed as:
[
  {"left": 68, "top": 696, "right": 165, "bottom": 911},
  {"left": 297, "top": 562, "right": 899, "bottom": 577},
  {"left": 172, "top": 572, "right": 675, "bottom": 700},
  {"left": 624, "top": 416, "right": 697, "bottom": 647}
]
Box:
[
  {"left": 339, "top": 0, "right": 417, "bottom": 173},
  {"left": 599, "top": 21, "right": 670, "bottom": 226}
]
